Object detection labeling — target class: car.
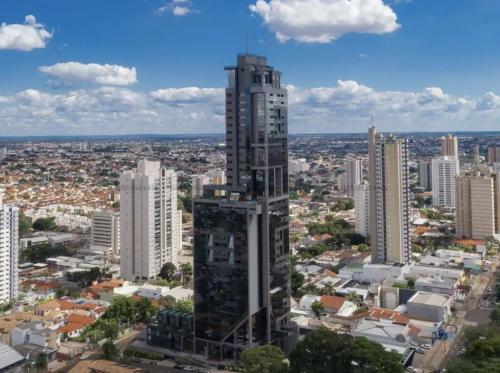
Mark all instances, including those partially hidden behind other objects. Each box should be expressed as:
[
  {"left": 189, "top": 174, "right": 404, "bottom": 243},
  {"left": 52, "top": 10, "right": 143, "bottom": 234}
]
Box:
[
  {"left": 416, "top": 347, "right": 426, "bottom": 354},
  {"left": 421, "top": 344, "right": 432, "bottom": 350},
  {"left": 79, "top": 353, "right": 90, "bottom": 360}
]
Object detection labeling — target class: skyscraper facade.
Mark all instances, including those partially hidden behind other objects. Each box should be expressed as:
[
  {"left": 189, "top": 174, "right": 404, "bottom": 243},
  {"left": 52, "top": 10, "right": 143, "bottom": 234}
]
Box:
[
  {"left": 431, "top": 156, "right": 459, "bottom": 208},
  {"left": 0, "top": 192, "right": 18, "bottom": 304},
  {"left": 345, "top": 158, "right": 363, "bottom": 198},
  {"left": 193, "top": 54, "right": 294, "bottom": 360},
  {"left": 456, "top": 165, "right": 500, "bottom": 240},
  {"left": 354, "top": 181, "right": 370, "bottom": 238},
  {"left": 120, "top": 159, "right": 179, "bottom": 280},
  {"left": 441, "top": 134, "right": 458, "bottom": 157},
  {"left": 368, "top": 127, "right": 410, "bottom": 264},
  {"left": 488, "top": 145, "right": 500, "bottom": 164}
]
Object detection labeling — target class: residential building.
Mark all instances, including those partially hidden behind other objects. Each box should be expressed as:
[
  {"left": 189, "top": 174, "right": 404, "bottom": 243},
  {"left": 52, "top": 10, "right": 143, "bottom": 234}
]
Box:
[
  {"left": 488, "top": 144, "right": 500, "bottom": 164},
  {"left": 345, "top": 158, "right": 362, "bottom": 198},
  {"left": 120, "top": 159, "right": 179, "bottom": 281},
  {"left": 441, "top": 134, "right": 458, "bottom": 157},
  {"left": 455, "top": 165, "right": 500, "bottom": 239},
  {"left": 354, "top": 181, "right": 370, "bottom": 238},
  {"left": 368, "top": 127, "right": 410, "bottom": 264},
  {"left": 90, "top": 211, "right": 120, "bottom": 256},
  {"left": 431, "top": 156, "right": 459, "bottom": 208},
  {"left": 418, "top": 160, "right": 432, "bottom": 191},
  {"left": 407, "top": 292, "right": 452, "bottom": 323},
  {"left": 192, "top": 54, "right": 296, "bottom": 360},
  {"left": 191, "top": 175, "right": 209, "bottom": 198},
  {"left": 0, "top": 191, "right": 18, "bottom": 304},
  {"left": 289, "top": 158, "right": 310, "bottom": 174}
]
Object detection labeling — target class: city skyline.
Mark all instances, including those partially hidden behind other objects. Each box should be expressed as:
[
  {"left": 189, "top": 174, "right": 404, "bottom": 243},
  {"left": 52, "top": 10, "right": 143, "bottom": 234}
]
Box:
[{"left": 3, "top": 1, "right": 500, "bottom": 135}]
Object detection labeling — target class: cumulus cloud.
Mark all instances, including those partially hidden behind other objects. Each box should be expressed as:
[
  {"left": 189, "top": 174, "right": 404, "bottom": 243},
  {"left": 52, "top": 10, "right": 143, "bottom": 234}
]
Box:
[
  {"left": 0, "top": 15, "right": 52, "bottom": 51},
  {"left": 249, "top": 0, "right": 399, "bottom": 43},
  {"left": 1, "top": 81, "right": 500, "bottom": 135},
  {"left": 38, "top": 62, "right": 138, "bottom": 87}
]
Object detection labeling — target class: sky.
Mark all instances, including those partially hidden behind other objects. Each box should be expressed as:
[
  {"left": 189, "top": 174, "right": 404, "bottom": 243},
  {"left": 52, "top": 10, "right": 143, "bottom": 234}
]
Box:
[{"left": 2, "top": 0, "right": 500, "bottom": 135}]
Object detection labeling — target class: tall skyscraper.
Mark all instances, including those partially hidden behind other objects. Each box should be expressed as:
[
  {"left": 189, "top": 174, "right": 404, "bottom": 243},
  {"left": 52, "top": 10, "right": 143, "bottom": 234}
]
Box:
[
  {"left": 431, "top": 156, "right": 459, "bottom": 208},
  {"left": 418, "top": 159, "right": 432, "bottom": 191},
  {"left": 368, "top": 127, "right": 410, "bottom": 264},
  {"left": 192, "top": 175, "right": 209, "bottom": 198},
  {"left": 488, "top": 144, "right": 500, "bottom": 164},
  {"left": 120, "top": 159, "right": 179, "bottom": 281},
  {"left": 354, "top": 181, "right": 370, "bottom": 238},
  {"left": 193, "top": 54, "right": 295, "bottom": 360},
  {"left": 456, "top": 165, "right": 500, "bottom": 239},
  {"left": 345, "top": 158, "right": 363, "bottom": 198},
  {"left": 91, "top": 211, "right": 120, "bottom": 256},
  {"left": 441, "top": 134, "right": 458, "bottom": 157},
  {"left": 0, "top": 191, "right": 18, "bottom": 304}
]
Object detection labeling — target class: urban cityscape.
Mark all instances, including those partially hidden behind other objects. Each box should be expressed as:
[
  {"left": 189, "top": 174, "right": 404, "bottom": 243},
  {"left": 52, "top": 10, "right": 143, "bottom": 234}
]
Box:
[{"left": 1, "top": 1, "right": 500, "bottom": 373}]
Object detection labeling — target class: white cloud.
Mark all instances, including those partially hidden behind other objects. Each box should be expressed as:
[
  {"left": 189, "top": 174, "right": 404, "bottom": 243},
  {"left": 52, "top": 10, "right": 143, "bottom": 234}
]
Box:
[
  {"left": 249, "top": 0, "right": 399, "bottom": 43},
  {"left": 38, "top": 62, "right": 138, "bottom": 87},
  {"left": 158, "top": 1, "right": 195, "bottom": 16},
  {"left": 173, "top": 6, "right": 191, "bottom": 16},
  {"left": 0, "top": 15, "right": 52, "bottom": 51},
  {"left": 1, "top": 81, "right": 500, "bottom": 135}
]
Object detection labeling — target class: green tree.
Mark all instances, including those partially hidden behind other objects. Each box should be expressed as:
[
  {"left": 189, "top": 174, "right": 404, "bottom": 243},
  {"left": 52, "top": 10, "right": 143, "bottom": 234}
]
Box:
[
  {"left": 175, "top": 299, "right": 193, "bottom": 313},
  {"left": 180, "top": 262, "right": 193, "bottom": 285},
  {"left": 311, "top": 301, "right": 324, "bottom": 319},
  {"left": 491, "top": 307, "right": 500, "bottom": 325},
  {"left": 34, "top": 353, "right": 48, "bottom": 372},
  {"left": 291, "top": 270, "right": 304, "bottom": 296},
  {"left": 241, "top": 345, "right": 288, "bottom": 373},
  {"left": 18, "top": 212, "right": 31, "bottom": 236},
  {"left": 160, "top": 295, "right": 177, "bottom": 310},
  {"left": 102, "top": 340, "right": 118, "bottom": 360},
  {"left": 32, "top": 217, "right": 57, "bottom": 231},
  {"left": 159, "top": 262, "right": 177, "bottom": 281}
]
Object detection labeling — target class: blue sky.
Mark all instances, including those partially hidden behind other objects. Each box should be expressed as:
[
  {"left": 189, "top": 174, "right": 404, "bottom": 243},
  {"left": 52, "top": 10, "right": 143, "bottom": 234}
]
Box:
[{"left": 1, "top": 0, "right": 500, "bottom": 135}]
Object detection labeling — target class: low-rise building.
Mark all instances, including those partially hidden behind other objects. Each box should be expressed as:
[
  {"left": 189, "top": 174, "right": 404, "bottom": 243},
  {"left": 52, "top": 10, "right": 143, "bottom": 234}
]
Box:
[{"left": 407, "top": 292, "right": 452, "bottom": 322}]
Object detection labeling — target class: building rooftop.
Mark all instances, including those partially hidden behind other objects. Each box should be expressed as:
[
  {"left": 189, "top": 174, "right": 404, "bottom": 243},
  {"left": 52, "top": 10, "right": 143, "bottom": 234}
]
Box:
[{"left": 408, "top": 291, "right": 450, "bottom": 307}]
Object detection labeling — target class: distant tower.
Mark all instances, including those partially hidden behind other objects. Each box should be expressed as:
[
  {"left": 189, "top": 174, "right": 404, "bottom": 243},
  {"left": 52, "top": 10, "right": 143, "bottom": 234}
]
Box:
[
  {"left": 354, "top": 181, "right": 370, "bottom": 238},
  {"left": 120, "top": 159, "right": 179, "bottom": 280},
  {"left": 441, "top": 134, "right": 458, "bottom": 157},
  {"left": 368, "top": 127, "right": 410, "bottom": 264},
  {"left": 345, "top": 158, "right": 363, "bottom": 198}
]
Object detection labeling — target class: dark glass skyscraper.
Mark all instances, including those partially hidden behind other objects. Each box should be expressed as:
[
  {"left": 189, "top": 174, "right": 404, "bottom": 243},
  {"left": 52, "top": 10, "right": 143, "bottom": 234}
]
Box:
[{"left": 193, "top": 54, "right": 294, "bottom": 360}]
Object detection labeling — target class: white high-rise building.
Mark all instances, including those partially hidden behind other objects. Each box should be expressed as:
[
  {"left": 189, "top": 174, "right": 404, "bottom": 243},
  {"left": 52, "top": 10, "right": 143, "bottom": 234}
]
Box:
[
  {"left": 289, "top": 158, "right": 310, "bottom": 173},
  {"left": 192, "top": 175, "right": 209, "bottom": 198},
  {"left": 368, "top": 127, "right": 410, "bottom": 264},
  {"left": 431, "top": 156, "right": 459, "bottom": 208},
  {"left": 0, "top": 148, "right": 7, "bottom": 162},
  {"left": 354, "top": 182, "right": 370, "bottom": 238},
  {"left": 120, "top": 159, "right": 179, "bottom": 281},
  {"left": 346, "top": 158, "right": 363, "bottom": 198},
  {"left": 0, "top": 192, "right": 18, "bottom": 304},
  {"left": 91, "top": 211, "right": 120, "bottom": 256}
]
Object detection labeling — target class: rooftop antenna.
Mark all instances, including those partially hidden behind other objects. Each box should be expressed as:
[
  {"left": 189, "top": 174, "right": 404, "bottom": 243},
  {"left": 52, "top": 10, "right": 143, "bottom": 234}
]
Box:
[{"left": 370, "top": 114, "right": 375, "bottom": 128}]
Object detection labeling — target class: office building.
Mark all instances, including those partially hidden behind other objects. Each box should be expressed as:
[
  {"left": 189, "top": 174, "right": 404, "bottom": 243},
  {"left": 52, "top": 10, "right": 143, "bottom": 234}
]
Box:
[
  {"left": 345, "top": 158, "right": 363, "bottom": 198},
  {"left": 431, "top": 156, "right": 459, "bottom": 208},
  {"left": 456, "top": 165, "right": 500, "bottom": 240},
  {"left": 368, "top": 127, "right": 410, "bottom": 264},
  {"left": 193, "top": 54, "right": 296, "bottom": 360},
  {"left": 0, "top": 192, "right": 18, "bottom": 304},
  {"left": 354, "top": 181, "right": 370, "bottom": 238},
  {"left": 441, "top": 134, "right": 458, "bottom": 157},
  {"left": 488, "top": 145, "right": 500, "bottom": 164},
  {"left": 120, "top": 159, "right": 179, "bottom": 281},
  {"left": 90, "top": 211, "right": 120, "bottom": 256},
  {"left": 418, "top": 160, "right": 432, "bottom": 191}
]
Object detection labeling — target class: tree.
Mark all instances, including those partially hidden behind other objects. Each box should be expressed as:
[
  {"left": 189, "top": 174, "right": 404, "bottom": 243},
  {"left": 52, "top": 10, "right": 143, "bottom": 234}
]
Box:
[
  {"left": 32, "top": 217, "right": 57, "bottom": 231},
  {"left": 291, "top": 270, "right": 304, "bottom": 296},
  {"left": 175, "top": 299, "right": 193, "bottom": 313},
  {"left": 102, "top": 340, "right": 118, "bottom": 360},
  {"left": 289, "top": 328, "right": 404, "bottom": 373},
  {"left": 321, "top": 283, "right": 334, "bottom": 296},
  {"left": 160, "top": 295, "right": 177, "bottom": 310},
  {"left": 346, "top": 291, "right": 358, "bottom": 303},
  {"left": 241, "top": 345, "right": 288, "bottom": 373},
  {"left": 180, "top": 262, "right": 193, "bottom": 285},
  {"left": 311, "top": 301, "right": 324, "bottom": 319},
  {"left": 491, "top": 306, "right": 500, "bottom": 325},
  {"left": 34, "top": 353, "right": 48, "bottom": 372},
  {"left": 18, "top": 212, "right": 31, "bottom": 236},
  {"left": 159, "top": 262, "right": 177, "bottom": 281},
  {"left": 357, "top": 243, "right": 369, "bottom": 252}
]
